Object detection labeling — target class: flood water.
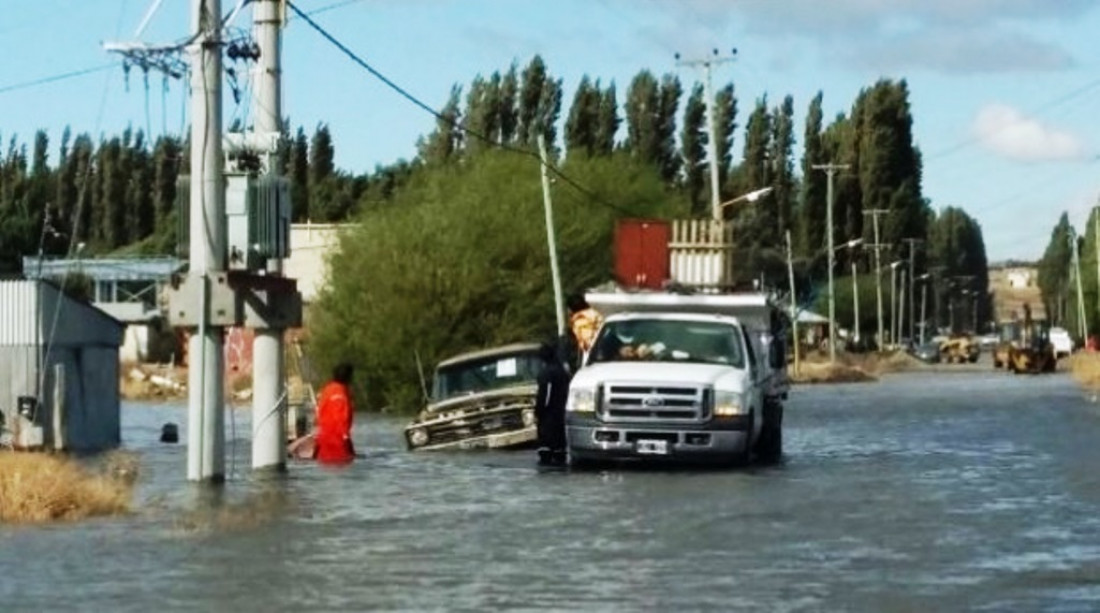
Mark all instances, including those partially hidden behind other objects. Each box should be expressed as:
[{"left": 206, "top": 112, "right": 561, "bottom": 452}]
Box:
[{"left": 5, "top": 369, "right": 1100, "bottom": 611}]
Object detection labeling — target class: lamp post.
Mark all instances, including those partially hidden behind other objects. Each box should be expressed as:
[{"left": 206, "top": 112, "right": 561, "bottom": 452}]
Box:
[
  {"left": 842, "top": 238, "right": 864, "bottom": 346},
  {"left": 916, "top": 272, "right": 931, "bottom": 345},
  {"left": 889, "top": 260, "right": 904, "bottom": 348}
]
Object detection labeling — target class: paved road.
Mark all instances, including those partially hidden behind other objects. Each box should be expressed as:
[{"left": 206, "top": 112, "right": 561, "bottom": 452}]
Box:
[{"left": 3, "top": 370, "right": 1100, "bottom": 611}]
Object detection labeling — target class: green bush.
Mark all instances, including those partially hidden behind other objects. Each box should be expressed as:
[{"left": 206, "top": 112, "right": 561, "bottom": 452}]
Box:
[{"left": 307, "top": 151, "right": 686, "bottom": 412}]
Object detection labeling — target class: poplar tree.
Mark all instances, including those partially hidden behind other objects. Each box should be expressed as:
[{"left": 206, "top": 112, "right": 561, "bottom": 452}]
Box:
[
  {"left": 594, "top": 82, "right": 619, "bottom": 156},
  {"left": 680, "top": 83, "right": 707, "bottom": 216},
  {"left": 1037, "top": 212, "right": 1073, "bottom": 326},
  {"left": 770, "top": 95, "right": 796, "bottom": 240},
  {"left": 565, "top": 76, "right": 600, "bottom": 156},
  {"left": 418, "top": 85, "right": 463, "bottom": 164},
  {"left": 713, "top": 83, "right": 737, "bottom": 195},
  {"left": 800, "top": 92, "right": 827, "bottom": 256}
]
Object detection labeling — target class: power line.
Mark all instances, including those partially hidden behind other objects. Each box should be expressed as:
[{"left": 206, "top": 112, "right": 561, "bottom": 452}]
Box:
[
  {"left": 285, "top": 1, "right": 633, "bottom": 216},
  {"left": 0, "top": 63, "right": 120, "bottom": 96}
]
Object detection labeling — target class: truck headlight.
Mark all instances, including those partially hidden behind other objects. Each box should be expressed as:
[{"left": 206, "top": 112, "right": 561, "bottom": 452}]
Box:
[
  {"left": 522, "top": 408, "right": 536, "bottom": 427},
  {"left": 407, "top": 428, "right": 429, "bottom": 447},
  {"left": 567, "top": 388, "right": 596, "bottom": 413},
  {"left": 713, "top": 391, "right": 746, "bottom": 417}
]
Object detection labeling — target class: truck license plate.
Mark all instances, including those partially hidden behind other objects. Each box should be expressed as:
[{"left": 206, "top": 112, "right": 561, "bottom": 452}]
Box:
[{"left": 636, "top": 439, "right": 669, "bottom": 455}]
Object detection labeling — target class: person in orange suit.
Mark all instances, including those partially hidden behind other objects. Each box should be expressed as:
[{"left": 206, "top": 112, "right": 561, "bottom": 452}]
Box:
[{"left": 313, "top": 362, "right": 357, "bottom": 464}]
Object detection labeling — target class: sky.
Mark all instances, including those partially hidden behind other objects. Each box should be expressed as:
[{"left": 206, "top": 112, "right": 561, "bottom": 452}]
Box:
[{"left": 3, "top": 0, "right": 1100, "bottom": 263}]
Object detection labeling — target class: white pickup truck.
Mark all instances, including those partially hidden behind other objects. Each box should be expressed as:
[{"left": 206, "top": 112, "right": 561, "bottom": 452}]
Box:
[{"left": 565, "top": 291, "right": 789, "bottom": 466}]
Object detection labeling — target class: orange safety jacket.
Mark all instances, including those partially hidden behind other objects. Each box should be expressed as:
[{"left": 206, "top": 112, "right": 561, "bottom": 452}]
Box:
[{"left": 314, "top": 381, "right": 355, "bottom": 464}]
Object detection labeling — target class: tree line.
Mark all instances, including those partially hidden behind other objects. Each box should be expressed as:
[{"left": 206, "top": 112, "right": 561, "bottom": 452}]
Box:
[
  {"left": 1037, "top": 211, "right": 1100, "bottom": 339},
  {"left": 1, "top": 54, "right": 994, "bottom": 406}
]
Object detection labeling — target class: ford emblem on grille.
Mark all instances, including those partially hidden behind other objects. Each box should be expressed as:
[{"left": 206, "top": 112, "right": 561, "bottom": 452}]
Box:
[{"left": 641, "top": 395, "right": 664, "bottom": 407}]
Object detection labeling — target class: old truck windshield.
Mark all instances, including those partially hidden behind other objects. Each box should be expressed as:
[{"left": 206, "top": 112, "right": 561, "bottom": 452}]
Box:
[
  {"left": 588, "top": 319, "right": 745, "bottom": 368},
  {"left": 432, "top": 351, "right": 541, "bottom": 402}
]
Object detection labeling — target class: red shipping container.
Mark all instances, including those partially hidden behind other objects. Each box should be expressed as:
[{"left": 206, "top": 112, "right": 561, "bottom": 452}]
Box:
[{"left": 614, "top": 219, "right": 670, "bottom": 289}]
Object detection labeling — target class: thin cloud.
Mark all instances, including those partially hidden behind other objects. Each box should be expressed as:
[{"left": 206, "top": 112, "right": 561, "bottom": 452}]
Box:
[
  {"left": 972, "top": 103, "right": 1086, "bottom": 162},
  {"left": 628, "top": 0, "right": 1091, "bottom": 74},
  {"left": 845, "top": 29, "right": 1073, "bottom": 74}
]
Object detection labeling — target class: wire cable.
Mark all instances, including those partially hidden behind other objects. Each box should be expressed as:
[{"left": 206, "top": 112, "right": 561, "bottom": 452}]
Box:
[
  {"left": 927, "top": 76, "right": 1100, "bottom": 163},
  {"left": 286, "top": 0, "right": 633, "bottom": 216},
  {"left": 0, "top": 63, "right": 120, "bottom": 96}
]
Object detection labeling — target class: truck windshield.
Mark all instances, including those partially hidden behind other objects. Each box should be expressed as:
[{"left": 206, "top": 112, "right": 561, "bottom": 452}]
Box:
[
  {"left": 588, "top": 319, "right": 745, "bottom": 368},
  {"left": 432, "top": 351, "right": 541, "bottom": 402}
]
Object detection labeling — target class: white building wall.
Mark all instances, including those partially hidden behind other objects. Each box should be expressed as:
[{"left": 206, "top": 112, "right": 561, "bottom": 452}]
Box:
[{"left": 284, "top": 222, "right": 347, "bottom": 304}]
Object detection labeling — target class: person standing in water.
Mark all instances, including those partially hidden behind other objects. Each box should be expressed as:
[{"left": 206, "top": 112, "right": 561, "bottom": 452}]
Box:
[
  {"left": 535, "top": 342, "right": 570, "bottom": 466},
  {"left": 314, "top": 362, "right": 357, "bottom": 464}
]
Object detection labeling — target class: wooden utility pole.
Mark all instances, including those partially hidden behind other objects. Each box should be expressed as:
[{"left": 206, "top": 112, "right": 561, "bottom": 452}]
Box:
[
  {"left": 864, "top": 209, "right": 889, "bottom": 350},
  {"left": 814, "top": 163, "right": 849, "bottom": 363}
]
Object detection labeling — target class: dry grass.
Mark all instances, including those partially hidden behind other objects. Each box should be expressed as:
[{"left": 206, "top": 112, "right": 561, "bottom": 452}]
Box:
[
  {"left": 1067, "top": 353, "right": 1100, "bottom": 390},
  {"left": 790, "top": 350, "right": 925, "bottom": 384},
  {"left": 790, "top": 361, "right": 877, "bottom": 384},
  {"left": 0, "top": 451, "right": 135, "bottom": 524}
]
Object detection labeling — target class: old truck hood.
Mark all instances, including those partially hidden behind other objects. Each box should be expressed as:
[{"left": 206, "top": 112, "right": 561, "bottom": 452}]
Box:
[
  {"left": 419, "top": 384, "right": 536, "bottom": 416},
  {"left": 572, "top": 361, "right": 749, "bottom": 392}
]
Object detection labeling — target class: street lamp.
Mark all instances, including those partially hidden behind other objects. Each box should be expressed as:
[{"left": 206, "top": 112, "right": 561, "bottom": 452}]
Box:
[
  {"left": 719, "top": 186, "right": 774, "bottom": 211},
  {"left": 826, "top": 237, "right": 864, "bottom": 358}
]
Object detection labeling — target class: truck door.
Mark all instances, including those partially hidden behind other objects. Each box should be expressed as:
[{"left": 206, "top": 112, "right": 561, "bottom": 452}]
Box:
[{"left": 739, "top": 326, "right": 764, "bottom": 441}]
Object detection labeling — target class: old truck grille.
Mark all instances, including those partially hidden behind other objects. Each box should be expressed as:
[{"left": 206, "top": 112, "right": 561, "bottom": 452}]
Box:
[
  {"left": 424, "top": 406, "right": 529, "bottom": 445},
  {"left": 600, "top": 384, "right": 710, "bottom": 422}
]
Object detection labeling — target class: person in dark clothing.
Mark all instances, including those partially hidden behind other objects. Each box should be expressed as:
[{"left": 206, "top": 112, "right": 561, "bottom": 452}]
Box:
[{"left": 535, "top": 341, "right": 570, "bottom": 466}]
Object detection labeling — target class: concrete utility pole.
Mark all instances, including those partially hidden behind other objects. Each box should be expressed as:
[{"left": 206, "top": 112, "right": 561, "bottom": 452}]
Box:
[
  {"left": 785, "top": 230, "right": 799, "bottom": 375},
  {"left": 899, "top": 270, "right": 907, "bottom": 346},
  {"left": 251, "top": 0, "right": 287, "bottom": 473},
  {"left": 1072, "top": 227, "right": 1087, "bottom": 341},
  {"left": 890, "top": 261, "right": 900, "bottom": 347},
  {"left": 851, "top": 254, "right": 860, "bottom": 344},
  {"left": 1094, "top": 206, "right": 1100, "bottom": 327},
  {"left": 916, "top": 272, "right": 931, "bottom": 344},
  {"left": 538, "top": 135, "right": 566, "bottom": 337},
  {"left": 676, "top": 49, "right": 736, "bottom": 221},
  {"left": 187, "top": 0, "right": 226, "bottom": 482},
  {"left": 814, "top": 163, "right": 849, "bottom": 362},
  {"left": 864, "top": 209, "right": 888, "bottom": 350},
  {"left": 902, "top": 238, "right": 923, "bottom": 342}
]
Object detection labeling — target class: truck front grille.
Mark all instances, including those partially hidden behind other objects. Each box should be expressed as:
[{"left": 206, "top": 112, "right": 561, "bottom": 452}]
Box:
[{"left": 600, "top": 384, "right": 710, "bottom": 423}]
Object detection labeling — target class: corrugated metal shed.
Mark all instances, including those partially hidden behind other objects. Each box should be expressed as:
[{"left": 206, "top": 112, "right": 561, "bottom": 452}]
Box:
[{"left": 0, "top": 280, "right": 124, "bottom": 452}]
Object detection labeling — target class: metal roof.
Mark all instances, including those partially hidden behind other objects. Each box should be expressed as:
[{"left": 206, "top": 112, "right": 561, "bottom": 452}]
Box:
[
  {"left": 0, "top": 280, "right": 124, "bottom": 347},
  {"left": 22, "top": 257, "right": 183, "bottom": 282}
]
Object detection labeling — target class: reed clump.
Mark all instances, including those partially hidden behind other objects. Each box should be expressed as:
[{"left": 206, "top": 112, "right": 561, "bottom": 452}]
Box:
[
  {"left": 1067, "top": 352, "right": 1100, "bottom": 390},
  {"left": 0, "top": 451, "right": 134, "bottom": 524}
]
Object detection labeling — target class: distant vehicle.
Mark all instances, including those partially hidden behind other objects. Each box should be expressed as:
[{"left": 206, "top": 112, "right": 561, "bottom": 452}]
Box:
[
  {"left": 978, "top": 334, "right": 1000, "bottom": 349},
  {"left": 992, "top": 310, "right": 1056, "bottom": 374},
  {"left": 910, "top": 342, "right": 941, "bottom": 364},
  {"left": 1050, "top": 327, "right": 1073, "bottom": 358},
  {"left": 403, "top": 343, "right": 540, "bottom": 451},
  {"left": 940, "top": 335, "right": 980, "bottom": 364}
]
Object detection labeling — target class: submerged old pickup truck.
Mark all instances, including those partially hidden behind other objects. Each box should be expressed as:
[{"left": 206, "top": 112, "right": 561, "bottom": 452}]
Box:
[
  {"left": 404, "top": 343, "right": 541, "bottom": 451},
  {"left": 565, "top": 290, "right": 789, "bottom": 466}
]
